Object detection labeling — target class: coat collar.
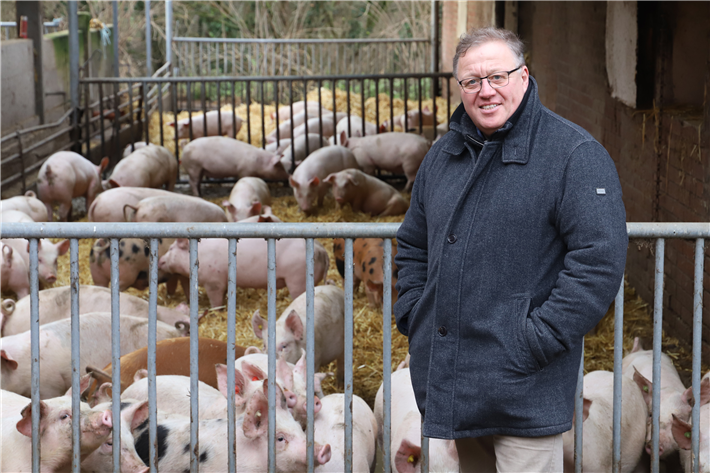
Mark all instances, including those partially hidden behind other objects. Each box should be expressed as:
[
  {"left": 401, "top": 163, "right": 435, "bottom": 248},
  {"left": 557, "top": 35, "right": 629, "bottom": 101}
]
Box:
[{"left": 445, "top": 77, "right": 542, "bottom": 165}]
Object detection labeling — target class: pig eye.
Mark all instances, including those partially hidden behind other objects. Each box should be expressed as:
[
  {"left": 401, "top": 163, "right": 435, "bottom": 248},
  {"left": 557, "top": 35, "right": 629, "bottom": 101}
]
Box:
[
  {"left": 60, "top": 413, "right": 70, "bottom": 420},
  {"left": 277, "top": 435, "right": 285, "bottom": 442}
]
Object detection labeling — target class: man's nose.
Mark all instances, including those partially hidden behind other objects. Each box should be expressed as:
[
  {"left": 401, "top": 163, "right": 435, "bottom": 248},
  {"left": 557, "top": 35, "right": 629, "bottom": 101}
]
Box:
[{"left": 478, "top": 79, "right": 496, "bottom": 97}]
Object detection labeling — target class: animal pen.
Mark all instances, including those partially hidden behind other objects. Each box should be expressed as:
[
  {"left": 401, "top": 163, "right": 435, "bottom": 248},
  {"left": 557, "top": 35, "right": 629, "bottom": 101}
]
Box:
[{"left": 1, "top": 2, "right": 709, "bottom": 473}]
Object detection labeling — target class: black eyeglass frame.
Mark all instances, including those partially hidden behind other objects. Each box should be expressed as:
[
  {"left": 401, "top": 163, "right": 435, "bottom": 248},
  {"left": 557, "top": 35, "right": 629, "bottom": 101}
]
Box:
[{"left": 457, "top": 65, "right": 524, "bottom": 94}]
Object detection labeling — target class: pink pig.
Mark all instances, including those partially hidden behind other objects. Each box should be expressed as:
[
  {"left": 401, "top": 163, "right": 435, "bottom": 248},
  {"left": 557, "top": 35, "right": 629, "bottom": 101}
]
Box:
[
  {"left": 181, "top": 137, "right": 288, "bottom": 196},
  {"left": 672, "top": 371, "right": 710, "bottom": 473},
  {"left": 288, "top": 145, "right": 360, "bottom": 214},
  {"left": 271, "top": 100, "right": 325, "bottom": 122},
  {"left": 36, "top": 151, "right": 114, "bottom": 221},
  {"left": 340, "top": 131, "right": 431, "bottom": 191},
  {"left": 252, "top": 285, "right": 345, "bottom": 387},
  {"left": 0, "top": 236, "right": 70, "bottom": 287},
  {"left": 375, "top": 367, "right": 461, "bottom": 473},
  {"left": 324, "top": 168, "right": 410, "bottom": 216},
  {"left": 334, "top": 115, "right": 380, "bottom": 143},
  {"left": 168, "top": 110, "right": 243, "bottom": 139},
  {"left": 561, "top": 370, "right": 649, "bottom": 473},
  {"left": 1, "top": 285, "right": 189, "bottom": 337},
  {"left": 266, "top": 107, "right": 336, "bottom": 143},
  {"left": 123, "top": 195, "right": 228, "bottom": 223},
  {"left": 222, "top": 177, "right": 272, "bottom": 222},
  {"left": 1, "top": 395, "right": 113, "bottom": 473},
  {"left": 0, "top": 242, "right": 30, "bottom": 299},
  {"left": 1, "top": 190, "right": 49, "bottom": 221},
  {"left": 381, "top": 106, "right": 435, "bottom": 131},
  {"left": 279, "top": 133, "right": 330, "bottom": 172},
  {"left": 88, "top": 187, "right": 175, "bottom": 222},
  {"left": 158, "top": 237, "right": 329, "bottom": 307},
  {"left": 621, "top": 337, "right": 707, "bottom": 459},
  {"left": 109, "top": 144, "right": 177, "bottom": 190},
  {"left": 0, "top": 313, "right": 187, "bottom": 399}
]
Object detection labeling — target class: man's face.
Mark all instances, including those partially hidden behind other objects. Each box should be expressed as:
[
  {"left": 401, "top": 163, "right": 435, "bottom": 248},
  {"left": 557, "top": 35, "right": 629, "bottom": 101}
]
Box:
[{"left": 457, "top": 40, "right": 529, "bottom": 137}]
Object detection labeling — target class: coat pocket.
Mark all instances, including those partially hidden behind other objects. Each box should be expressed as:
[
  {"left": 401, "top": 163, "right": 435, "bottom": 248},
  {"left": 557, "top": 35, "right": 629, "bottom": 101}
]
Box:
[{"left": 514, "top": 297, "right": 542, "bottom": 375}]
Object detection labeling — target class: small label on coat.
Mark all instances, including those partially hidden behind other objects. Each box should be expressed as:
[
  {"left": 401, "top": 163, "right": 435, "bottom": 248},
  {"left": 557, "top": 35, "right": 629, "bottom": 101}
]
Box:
[{"left": 596, "top": 188, "right": 606, "bottom": 195}]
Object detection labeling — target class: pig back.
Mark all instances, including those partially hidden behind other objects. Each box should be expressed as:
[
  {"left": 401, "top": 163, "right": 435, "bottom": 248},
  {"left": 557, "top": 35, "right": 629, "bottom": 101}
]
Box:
[
  {"left": 89, "top": 187, "right": 175, "bottom": 222},
  {"left": 131, "top": 195, "right": 227, "bottom": 223}
]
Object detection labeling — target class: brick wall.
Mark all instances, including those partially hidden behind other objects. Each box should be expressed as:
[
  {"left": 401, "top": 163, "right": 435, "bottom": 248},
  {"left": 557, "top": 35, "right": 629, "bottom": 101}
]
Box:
[{"left": 517, "top": 1, "right": 710, "bottom": 362}]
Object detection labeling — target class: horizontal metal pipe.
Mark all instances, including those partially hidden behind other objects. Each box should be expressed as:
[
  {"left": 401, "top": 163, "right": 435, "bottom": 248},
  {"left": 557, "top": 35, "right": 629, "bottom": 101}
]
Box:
[
  {"left": 0, "top": 108, "right": 74, "bottom": 144},
  {"left": 0, "top": 222, "right": 401, "bottom": 239},
  {"left": 1, "top": 126, "right": 73, "bottom": 165},
  {"left": 79, "top": 71, "right": 454, "bottom": 84},
  {"left": 3, "top": 222, "right": 710, "bottom": 240},
  {"left": 172, "top": 37, "right": 429, "bottom": 44}
]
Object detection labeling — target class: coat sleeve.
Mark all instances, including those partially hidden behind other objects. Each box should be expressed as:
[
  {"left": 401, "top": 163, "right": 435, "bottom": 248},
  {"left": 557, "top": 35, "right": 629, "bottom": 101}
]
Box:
[
  {"left": 393, "top": 153, "right": 430, "bottom": 337},
  {"left": 526, "top": 140, "right": 628, "bottom": 369}
]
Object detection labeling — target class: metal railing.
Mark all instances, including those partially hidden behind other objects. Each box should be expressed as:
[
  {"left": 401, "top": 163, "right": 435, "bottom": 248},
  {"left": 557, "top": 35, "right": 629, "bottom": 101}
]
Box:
[
  {"left": 0, "top": 18, "right": 62, "bottom": 40},
  {"left": 0, "top": 221, "right": 707, "bottom": 473},
  {"left": 172, "top": 37, "right": 432, "bottom": 77}
]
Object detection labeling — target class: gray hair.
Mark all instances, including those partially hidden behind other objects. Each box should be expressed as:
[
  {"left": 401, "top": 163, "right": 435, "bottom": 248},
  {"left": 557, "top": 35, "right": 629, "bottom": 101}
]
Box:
[{"left": 453, "top": 27, "right": 525, "bottom": 79}]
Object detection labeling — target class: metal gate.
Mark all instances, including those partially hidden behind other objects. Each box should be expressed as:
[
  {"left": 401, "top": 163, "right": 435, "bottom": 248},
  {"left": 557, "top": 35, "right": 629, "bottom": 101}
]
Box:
[{"left": 1, "top": 221, "right": 708, "bottom": 473}]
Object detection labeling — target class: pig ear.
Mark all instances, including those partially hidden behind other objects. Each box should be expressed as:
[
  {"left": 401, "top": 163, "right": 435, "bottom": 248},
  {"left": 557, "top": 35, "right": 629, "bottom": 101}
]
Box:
[
  {"left": 294, "top": 348, "right": 307, "bottom": 379},
  {"left": 262, "top": 379, "right": 290, "bottom": 411},
  {"left": 3, "top": 244, "right": 13, "bottom": 258},
  {"left": 245, "top": 345, "right": 262, "bottom": 355},
  {"left": 167, "top": 121, "right": 175, "bottom": 127},
  {"left": 104, "top": 179, "right": 120, "bottom": 190},
  {"left": 222, "top": 200, "right": 232, "bottom": 209},
  {"left": 216, "top": 364, "right": 249, "bottom": 404},
  {"left": 308, "top": 176, "right": 320, "bottom": 187},
  {"left": 340, "top": 130, "right": 348, "bottom": 146},
  {"left": 242, "top": 361, "right": 266, "bottom": 383},
  {"left": 285, "top": 310, "right": 304, "bottom": 341},
  {"left": 313, "top": 372, "right": 331, "bottom": 395},
  {"left": 268, "top": 154, "right": 283, "bottom": 169},
  {"left": 276, "top": 356, "right": 294, "bottom": 391},
  {"left": 176, "top": 238, "right": 189, "bottom": 250},
  {"left": 394, "top": 438, "right": 421, "bottom": 473},
  {"left": 631, "top": 337, "right": 643, "bottom": 353},
  {"left": 134, "top": 369, "right": 148, "bottom": 382},
  {"left": 1, "top": 349, "right": 18, "bottom": 370},
  {"left": 633, "top": 367, "right": 653, "bottom": 407},
  {"left": 25, "top": 190, "right": 37, "bottom": 198},
  {"left": 17, "top": 401, "right": 49, "bottom": 437},
  {"left": 582, "top": 398, "right": 592, "bottom": 422},
  {"left": 323, "top": 173, "right": 336, "bottom": 184},
  {"left": 123, "top": 204, "right": 138, "bottom": 222},
  {"left": 250, "top": 201, "right": 262, "bottom": 215},
  {"left": 671, "top": 414, "right": 692, "bottom": 450},
  {"left": 251, "top": 310, "right": 266, "bottom": 340},
  {"left": 56, "top": 239, "right": 71, "bottom": 256},
  {"left": 125, "top": 400, "right": 150, "bottom": 432},
  {"left": 243, "top": 390, "right": 269, "bottom": 439},
  {"left": 348, "top": 172, "right": 360, "bottom": 186},
  {"left": 99, "top": 157, "right": 109, "bottom": 172},
  {"left": 423, "top": 105, "right": 430, "bottom": 113},
  {"left": 700, "top": 377, "right": 710, "bottom": 406},
  {"left": 289, "top": 176, "right": 299, "bottom": 188},
  {"left": 95, "top": 382, "right": 113, "bottom": 405}
]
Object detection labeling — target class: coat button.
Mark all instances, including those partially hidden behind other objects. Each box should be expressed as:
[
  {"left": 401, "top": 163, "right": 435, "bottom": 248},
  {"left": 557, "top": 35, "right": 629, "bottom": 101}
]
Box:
[
  {"left": 438, "top": 326, "right": 447, "bottom": 336},
  {"left": 447, "top": 234, "right": 457, "bottom": 244}
]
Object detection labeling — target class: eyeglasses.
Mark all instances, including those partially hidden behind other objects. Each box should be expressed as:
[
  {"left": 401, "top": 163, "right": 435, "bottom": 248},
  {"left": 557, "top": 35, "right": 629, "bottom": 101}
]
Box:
[{"left": 457, "top": 65, "right": 523, "bottom": 94}]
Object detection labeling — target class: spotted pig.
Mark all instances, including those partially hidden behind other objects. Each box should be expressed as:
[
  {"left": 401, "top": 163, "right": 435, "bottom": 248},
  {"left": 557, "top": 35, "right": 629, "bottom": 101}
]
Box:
[{"left": 333, "top": 238, "right": 398, "bottom": 308}]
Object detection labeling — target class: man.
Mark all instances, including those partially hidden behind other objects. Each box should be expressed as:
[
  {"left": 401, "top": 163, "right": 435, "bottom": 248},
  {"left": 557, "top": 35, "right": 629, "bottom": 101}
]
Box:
[{"left": 393, "top": 27, "right": 628, "bottom": 471}]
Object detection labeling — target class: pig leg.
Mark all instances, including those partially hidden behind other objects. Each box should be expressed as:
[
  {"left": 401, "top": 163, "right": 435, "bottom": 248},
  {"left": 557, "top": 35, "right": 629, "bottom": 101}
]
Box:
[
  {"left": 204, "top": 282, "right": 226, "bottom": 308},
  {"left": 336, "top": 354, "right": 345, "bottom": 389},
  {"left": 378, "top": 197, "right": 409, "bottom": 217},
  {"left": 178, "top": 275, "right": 190, "bottom": 302},
  {"left": 188, "top": 168, "right": 203, "bottom": 197},
  {"left": 44, "top": 202, "right": 55, "bottom": 222},
  {"left": 165, "top": 275, "right": 178, "bottom": 295},
  {"left": 166, "top": 171, "right": 177, "bottom": 192},
  {"left": 57, "top": 200, "right": 73, "bottom": 222}
]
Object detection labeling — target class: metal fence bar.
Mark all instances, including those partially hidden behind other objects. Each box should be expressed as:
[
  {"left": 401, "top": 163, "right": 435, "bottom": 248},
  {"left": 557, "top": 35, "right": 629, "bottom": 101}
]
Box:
[
  {"left": 344, "top": 238, "right": 354, "bottom": 473},
  {"left": 70, "top": 239, "right": 81, "bottom": 473},
  {"left": 306, "top": 238, "right": 316, "bottom": 472},
  {"left": 28, "top": 238, "right": 40, "bottom": 473},
  {"left": 110, "top": 238, "right": 122, "bottom": 473},
  {"left": 227, "top": 238, "right": 238, "bottom": 473},
  {"left": 267, "top": 238, "right": 277, "bottom": 473},
  {"left": 612, "top": 279, "right": 624, "bottom": 473},
  {"left": 189, "top": 238, "right": 200, "bottom": 473},
  {"left": 651, "top": 238, "right": 665, "bottom": 473},
  {"left": 148, "top": 238, "right": 159, "bottom": 473},
  {"left": 383, "top": 238, "right": 393, "bottom": 473},
  {"left": 574, "top": 339, "right": 584, "bottom": 473},
  {"left": 691, "top": 238, "right": 705, "bottom": 473}
]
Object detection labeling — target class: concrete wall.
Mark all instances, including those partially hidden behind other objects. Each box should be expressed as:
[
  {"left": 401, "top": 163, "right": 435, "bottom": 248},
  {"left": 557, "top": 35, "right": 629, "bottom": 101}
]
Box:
[
  {"left": 517, "top": 1, "right": 710, "bottom": 363},
  {"left": 1, "top": 39, "right": 37, "bottom": 131}
]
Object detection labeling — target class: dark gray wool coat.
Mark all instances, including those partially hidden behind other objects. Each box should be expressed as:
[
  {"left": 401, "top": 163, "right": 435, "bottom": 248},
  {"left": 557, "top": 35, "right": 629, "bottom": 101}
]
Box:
[{"left": 393, "top": 77, "right": 628, "bottom": 440}]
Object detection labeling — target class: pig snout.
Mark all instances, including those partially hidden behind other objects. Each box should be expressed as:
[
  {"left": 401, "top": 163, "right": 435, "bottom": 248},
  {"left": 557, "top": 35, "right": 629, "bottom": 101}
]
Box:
[
  {"left": 43, "top": 273, "right": 57, "bottom": 284},
  {"left": 315, "top": 442, "right": 331, "bottom": 465},
  {"left": 85, "top": 409, "right": 113, "bottom": 437},
  {"left": 284, "top": 391, "right": 298, "bottom": 408}
]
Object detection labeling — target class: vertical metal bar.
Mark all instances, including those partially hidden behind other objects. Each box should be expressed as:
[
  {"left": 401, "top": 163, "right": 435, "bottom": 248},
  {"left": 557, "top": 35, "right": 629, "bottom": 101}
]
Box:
[
  {"left": 361, "top": 79, "right": 366, "bottom": 136},
  {"left": 404, "top": 78, "right": 409, "bottom": 131},
  {"left": 145, "top": 0, "right": 152, "bottom": 76},
  {"left": 344, "top": 238, "right": 354, "bottom": 473},
  {"left": 17, "top": 135, "right": 26, "bottom": 193},
  {"left": 389, "top": 78, "right": 394, "bottom": 132},
  {"left": 29, "top": 239, "right": 40, "bottom": 473},
  {"left": 143, "top": 81, "right": 150, "bottom": 144},
  {"left": 317, "top": 79, "right": 323, "bottom": 148},
  {"left": 189, "top": 238, "right": 200, "bottom": 473},
  {"left": 70, "top": 239, "right": 80, "bottom": 473},
  {"left": 112, "top": 1, "right": 119, "bottom": 77},
  {"left": 289, "top": 81, "right": 294, "bottom": 144},
  {"left": 304, "top": 79, "right": 309, "bottom": 156},
  {"left": 306, "top": 239, "right": 316, "bottom": 472},
  {"left": 375, "top": 79, "right": 380, "bottom": 133},
  {"left": 99, "top": 83, "right": 106, "bottom": 157},
  {"left": 227, "top": 238, "right": 238, "bottom": 473},
  {"left": 165, "top": 0, "right": 172, "bottom": 66},
  {"left": 651, "top": 238, "right": 664, "bottom": 473},
  {"left": 383, "top": 239, "right": 393, "bottom": 473},
  {"left": 346, "top": 79, "right": 351, "bottom": 136},
  {"left": 158, "top": 80, "right": 165, "bottom": 146},
  {"left": 172, "top": 81, "right": 179, "bottom": 163},
  {"left": 217, "top": 86, "right": 222, "bottom": 136},
  {"left": 111, "top": 238, "right": 122, "bottom": 473},
  {"left": 421, "top": 418, "right": 429, "bottom": 473},
  {"left": 187, "top": 80, "right": 193, "bottom": 141},
  {"left": 260, "top": 81, "right": 266, "bottom": 149},
  {"left": 691, "top": 238, "right": 704, "bottom": 473},
  {"left": 274, "top": 81, "right": 280, "bottom": 148},
  {"left": 231, "top": 81, "right": 237, "bottom": 139},
  {"left": 267, "top": 238, "right": 277, "bottom": 473},
  {"left": 201, "top": 81, "right": 207, "bottom": 138},
  {"left": 148, "top": 238, "right": 159, "bottom": 473},
  {"left": 129, "top": 83, "right": 135, "bottom": 151},
  {"left": 246, "top": 81, "right": 252, "bottom": 145},
  {"left": 612, "top": 279, "right": 624, "bottom": 473},
  {"left": 574, "top": 339, "right": 584, "bottom": 473},
  {"left": 418, "top": 78, "right": 424, "bottom": 134},
  {"left": 84, "top": 82, "right": 90, "bottom": 156}
]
